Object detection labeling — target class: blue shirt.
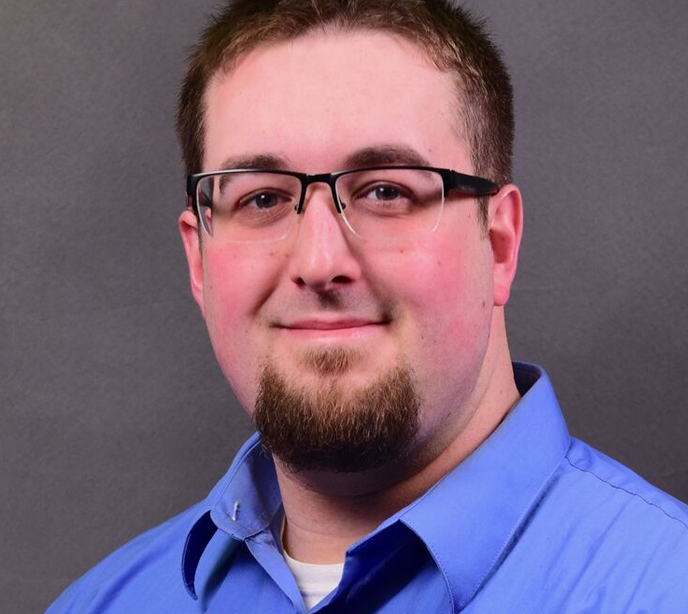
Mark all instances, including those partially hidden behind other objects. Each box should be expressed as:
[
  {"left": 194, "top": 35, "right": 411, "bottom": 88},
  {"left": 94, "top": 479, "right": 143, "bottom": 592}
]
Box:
[{"left": 46, "top": 363, "right": 688, "bottom": 613}]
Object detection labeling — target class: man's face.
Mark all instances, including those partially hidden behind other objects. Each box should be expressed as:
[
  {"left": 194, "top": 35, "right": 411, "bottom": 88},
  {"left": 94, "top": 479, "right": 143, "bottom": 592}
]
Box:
[{"left": 181, "top": 31, "right": 517, "bottom": 476}]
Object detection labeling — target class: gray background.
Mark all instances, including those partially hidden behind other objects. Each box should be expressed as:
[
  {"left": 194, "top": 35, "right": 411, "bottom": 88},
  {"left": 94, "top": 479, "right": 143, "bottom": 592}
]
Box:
[{"left": 1, "top": 0, "right": 686, "bottom": 611}]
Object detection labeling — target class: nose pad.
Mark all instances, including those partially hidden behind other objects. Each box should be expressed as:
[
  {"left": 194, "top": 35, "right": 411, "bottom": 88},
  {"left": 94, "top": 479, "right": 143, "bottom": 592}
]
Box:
[
  {"left": 295, "top": 183, "right": 351, "bottom": 240},
  {"left": 287, "top": 186, "right": 361, "bottom": 290},
  {"left": 296, "top": 181, "right": 342, "bottom": 216}
]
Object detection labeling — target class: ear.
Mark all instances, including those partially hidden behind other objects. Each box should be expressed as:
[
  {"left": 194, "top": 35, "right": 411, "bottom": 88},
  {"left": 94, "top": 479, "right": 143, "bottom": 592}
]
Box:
[
  {"left": 179, "top": 209, "right": 207, "bottom": 319},
  {"left": 487, "top": 184, "right": 523, "bottom": 306}
]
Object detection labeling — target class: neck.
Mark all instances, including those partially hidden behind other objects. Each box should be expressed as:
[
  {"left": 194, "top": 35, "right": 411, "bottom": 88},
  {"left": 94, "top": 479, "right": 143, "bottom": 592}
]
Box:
[{"left": 277, "top": 312, "right": 519, "bottom": 564}]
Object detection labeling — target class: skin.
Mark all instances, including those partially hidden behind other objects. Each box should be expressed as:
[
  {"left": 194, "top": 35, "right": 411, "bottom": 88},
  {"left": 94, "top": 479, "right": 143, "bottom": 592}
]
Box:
[{"left": 180, "top": 30, "right": 523, "bottom": 564}]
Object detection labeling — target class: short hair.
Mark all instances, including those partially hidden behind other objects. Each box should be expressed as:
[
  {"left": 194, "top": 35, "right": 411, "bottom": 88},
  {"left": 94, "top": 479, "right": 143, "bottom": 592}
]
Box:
[{"left": 176, "top": 0, "right": 514, "bottom": 223}]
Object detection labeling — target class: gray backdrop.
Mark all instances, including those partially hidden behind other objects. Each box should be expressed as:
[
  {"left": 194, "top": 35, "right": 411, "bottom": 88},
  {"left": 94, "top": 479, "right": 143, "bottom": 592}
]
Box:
[{"left": 1, "top": 1, "right": 686, "bottom": 611}]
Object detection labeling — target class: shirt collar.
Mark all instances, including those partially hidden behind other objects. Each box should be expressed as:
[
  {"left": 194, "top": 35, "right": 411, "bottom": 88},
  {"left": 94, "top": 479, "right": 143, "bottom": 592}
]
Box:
[
  {"left": 182, "top": 434, "right": 281, "bottom": 598},
  {"left": 182, "top": 362, "right": 570, "bottom": 606},
  {"left": 397, "top": 362, "right": 570, "bottom": 611}
]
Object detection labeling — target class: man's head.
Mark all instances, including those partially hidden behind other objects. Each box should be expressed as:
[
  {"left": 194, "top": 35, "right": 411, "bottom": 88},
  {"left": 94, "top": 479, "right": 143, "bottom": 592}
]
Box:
[{"left": 178, "top": 1, "right": 522, "bottom": 482}]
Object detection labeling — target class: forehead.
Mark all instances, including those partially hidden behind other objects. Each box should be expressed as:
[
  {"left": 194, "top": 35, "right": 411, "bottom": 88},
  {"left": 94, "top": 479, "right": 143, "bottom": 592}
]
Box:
[{"left": 202, "top": 30, "right": 470, "bottom": 173}]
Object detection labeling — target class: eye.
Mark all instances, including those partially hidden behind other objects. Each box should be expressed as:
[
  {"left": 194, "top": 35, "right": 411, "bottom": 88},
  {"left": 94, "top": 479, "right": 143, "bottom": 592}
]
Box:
[
  {"left": 364, "top": 184, "right": 406, "bottom": 201},
  {"left": 236, "top": 190, "right": 289, "bottom": 211},
  {"left": 252, "top": 191, "right": 280, "bottom": 209},
  {"left": 353, "top": 182, "right": 416, "bottom": 213}
]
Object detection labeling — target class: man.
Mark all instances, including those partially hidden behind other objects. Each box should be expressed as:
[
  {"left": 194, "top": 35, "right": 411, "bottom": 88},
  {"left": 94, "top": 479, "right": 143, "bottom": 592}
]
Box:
[{"left": 46, "top": 0, "right": 688, "bottom": 612}]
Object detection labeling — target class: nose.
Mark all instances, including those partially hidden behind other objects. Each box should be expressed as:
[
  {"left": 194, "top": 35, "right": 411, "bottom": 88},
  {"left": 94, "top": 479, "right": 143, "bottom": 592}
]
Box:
[{"left": 287, "top": 185, "right": 362, "bottom": 291}]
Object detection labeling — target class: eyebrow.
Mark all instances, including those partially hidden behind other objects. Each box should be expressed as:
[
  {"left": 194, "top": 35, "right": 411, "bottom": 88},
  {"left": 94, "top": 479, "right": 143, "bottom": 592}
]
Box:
[
  {"left": 214, "top": 144, "right": 432, "bottom": 173},
  {"left": 344, "top": 145, "right": 432, "bottom": 169},
  {"left": 217, "top": 154, "right": 289, "bottom": 171}
]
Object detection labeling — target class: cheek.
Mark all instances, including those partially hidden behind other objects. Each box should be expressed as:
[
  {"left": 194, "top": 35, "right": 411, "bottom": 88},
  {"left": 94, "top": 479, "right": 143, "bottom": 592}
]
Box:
[
  {"left": 201, "top": 247, "right": 280, "bottom": 403},
  {"left": 400, "top": 241, "right": 493, "bottom": 370},
  {"left": 203, "top": 244, "right": 281, "bottom": 320},
  {"left": 204, "top": 260, "right": 252, "bottom": 332}
]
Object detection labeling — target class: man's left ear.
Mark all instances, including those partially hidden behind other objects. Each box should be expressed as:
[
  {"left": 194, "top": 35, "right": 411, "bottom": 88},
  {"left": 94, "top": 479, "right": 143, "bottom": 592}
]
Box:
[{"left": 487, "top": 184, "right": 523, "bottom": 306}]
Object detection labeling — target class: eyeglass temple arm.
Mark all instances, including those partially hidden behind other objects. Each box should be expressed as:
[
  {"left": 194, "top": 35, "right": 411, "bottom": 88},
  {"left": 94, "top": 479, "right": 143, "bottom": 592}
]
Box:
[{"left": 445, "top": 170, "right": 500, "bottom": 197}]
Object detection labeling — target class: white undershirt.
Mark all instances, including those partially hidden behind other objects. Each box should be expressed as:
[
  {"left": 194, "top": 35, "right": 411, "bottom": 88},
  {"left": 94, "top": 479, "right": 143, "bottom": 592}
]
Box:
[{"left": 283, "top": 549, "right": 344, "bottom": 609}]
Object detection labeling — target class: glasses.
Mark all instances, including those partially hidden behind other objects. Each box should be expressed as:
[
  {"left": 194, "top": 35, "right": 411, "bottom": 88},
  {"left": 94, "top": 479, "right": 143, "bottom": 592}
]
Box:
[{"left": 186, "top": 166, "right": 500, "bottom": 243}]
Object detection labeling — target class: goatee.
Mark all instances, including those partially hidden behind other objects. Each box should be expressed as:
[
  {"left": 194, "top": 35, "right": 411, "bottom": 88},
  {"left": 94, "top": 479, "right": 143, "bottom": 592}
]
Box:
[{"left": 254, "top": 352, "right": 420, "bottom": 473}]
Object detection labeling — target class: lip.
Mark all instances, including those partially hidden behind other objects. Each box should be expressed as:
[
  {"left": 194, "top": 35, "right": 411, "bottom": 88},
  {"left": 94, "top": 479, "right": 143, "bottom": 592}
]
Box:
[
  {"left": 274, "top": 317, "right": 388, "bottom": 341},
  {"left": 279, "top": 318, "right": 382, "bottom": 331}
]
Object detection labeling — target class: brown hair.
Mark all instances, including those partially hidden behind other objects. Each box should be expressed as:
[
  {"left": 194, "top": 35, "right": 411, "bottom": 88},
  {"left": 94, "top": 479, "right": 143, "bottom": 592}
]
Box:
[{"left": 176, "top": 0, "right": 514, "bottom": 221}]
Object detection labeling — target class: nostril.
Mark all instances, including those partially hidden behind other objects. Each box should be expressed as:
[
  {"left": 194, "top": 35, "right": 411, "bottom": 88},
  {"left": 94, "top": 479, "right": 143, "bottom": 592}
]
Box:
[{"left": 296, "top": 278, "right": 353, "bottom": 295}]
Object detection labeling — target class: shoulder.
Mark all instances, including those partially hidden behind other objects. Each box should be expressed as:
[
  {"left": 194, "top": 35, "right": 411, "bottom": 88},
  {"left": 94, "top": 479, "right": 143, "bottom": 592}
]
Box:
[
  {"left": 561, "top": 437, "right": 688, "bottom": 532},
  {"left": 44, "top": 502, "right": 207, "bottom": 614},
  {"left": 44, "top": 435, "right": 263, "bottom": 614},
  {"left": 540, "top": 437, "right": 688, "bottom": 607},
  {"left": 499, "top": 438, "right": 688, "bottom": 611}
]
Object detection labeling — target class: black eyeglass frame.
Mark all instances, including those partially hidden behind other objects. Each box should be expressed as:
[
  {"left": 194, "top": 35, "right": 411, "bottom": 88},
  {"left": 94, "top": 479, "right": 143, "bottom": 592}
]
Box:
[{"left": 186, "top": 165, "right": 500, "bottom": 217}]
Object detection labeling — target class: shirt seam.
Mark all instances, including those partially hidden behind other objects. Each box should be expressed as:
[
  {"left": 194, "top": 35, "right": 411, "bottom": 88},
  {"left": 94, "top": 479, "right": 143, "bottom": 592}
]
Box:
[{"left": 563, "top": 455, "right": 688, "bottom": 531}]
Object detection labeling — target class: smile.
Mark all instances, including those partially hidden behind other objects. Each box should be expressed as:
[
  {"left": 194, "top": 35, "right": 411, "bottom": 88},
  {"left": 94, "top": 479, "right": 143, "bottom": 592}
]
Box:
[{"left": 276, "top": 319, "right": 388, "bottom": 341}]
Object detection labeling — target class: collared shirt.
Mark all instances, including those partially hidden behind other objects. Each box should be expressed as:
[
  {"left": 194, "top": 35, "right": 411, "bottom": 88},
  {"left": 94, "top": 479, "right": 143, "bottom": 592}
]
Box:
[{"left": 46, "top": 364, "right": 688, "bottom": 613}]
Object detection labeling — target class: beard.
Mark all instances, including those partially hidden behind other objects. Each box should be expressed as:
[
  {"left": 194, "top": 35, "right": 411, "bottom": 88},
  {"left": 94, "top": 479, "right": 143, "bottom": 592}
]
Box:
[{"left": 253, "top": 349, "right": 421, "bottom": 474}]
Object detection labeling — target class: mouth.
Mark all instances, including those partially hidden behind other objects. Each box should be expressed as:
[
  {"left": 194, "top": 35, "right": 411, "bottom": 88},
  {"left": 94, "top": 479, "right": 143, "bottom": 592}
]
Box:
[
  {"left": 275, "top": 317, "right": 389, "bottom": 341},
  {"left": 283, "top": 318, "right": 381, "bottom": 330}
]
